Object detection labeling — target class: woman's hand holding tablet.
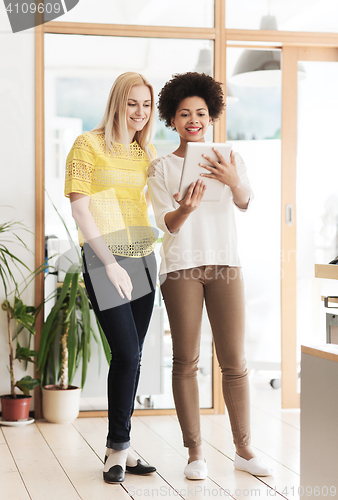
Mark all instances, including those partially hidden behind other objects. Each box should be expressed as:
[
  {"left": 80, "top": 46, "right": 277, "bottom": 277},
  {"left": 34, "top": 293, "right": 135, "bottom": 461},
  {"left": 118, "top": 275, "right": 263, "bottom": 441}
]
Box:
[
  {"left": 173, "top": 179, "right": 207, "bottom": 211},
  {"left": 200, "top": 149, "right": 240, "bottom": 189}
]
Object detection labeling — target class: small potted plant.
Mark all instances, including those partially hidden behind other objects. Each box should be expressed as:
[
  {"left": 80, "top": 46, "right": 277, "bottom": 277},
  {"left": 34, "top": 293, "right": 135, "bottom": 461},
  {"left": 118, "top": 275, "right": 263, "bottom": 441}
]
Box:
[
  {"left": 1, "top": 297, "right": 41, "bottom": 422},
  {"left": 0, "top": 218, "right": 42, "bottom": 423}
]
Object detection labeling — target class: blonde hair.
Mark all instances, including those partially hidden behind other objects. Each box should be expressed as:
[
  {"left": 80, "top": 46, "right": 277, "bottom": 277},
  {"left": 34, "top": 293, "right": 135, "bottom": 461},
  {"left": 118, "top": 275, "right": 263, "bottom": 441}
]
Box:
[{"left": 92, "top": 72, "right": 156, "bottom": 160}]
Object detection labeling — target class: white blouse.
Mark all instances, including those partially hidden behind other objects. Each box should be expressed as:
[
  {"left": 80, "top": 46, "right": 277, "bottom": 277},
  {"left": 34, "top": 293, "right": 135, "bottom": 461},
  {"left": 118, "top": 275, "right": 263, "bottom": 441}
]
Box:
[{"left": 147, "top": 152, "right": 253, "bottom": 276}]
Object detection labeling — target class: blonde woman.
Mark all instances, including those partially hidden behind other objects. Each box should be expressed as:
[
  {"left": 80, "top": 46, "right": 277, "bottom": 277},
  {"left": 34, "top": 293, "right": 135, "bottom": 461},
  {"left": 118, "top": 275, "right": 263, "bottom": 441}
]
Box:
[{"left": 65, "top": 72, "right": 158, "bottom": 484}]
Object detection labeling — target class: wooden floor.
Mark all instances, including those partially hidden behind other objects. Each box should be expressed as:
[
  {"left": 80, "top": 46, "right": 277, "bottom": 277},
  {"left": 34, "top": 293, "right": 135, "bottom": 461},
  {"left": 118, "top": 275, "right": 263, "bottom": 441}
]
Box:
[{"left": 1, "top": 373, "right": 300, "bottom": 500}]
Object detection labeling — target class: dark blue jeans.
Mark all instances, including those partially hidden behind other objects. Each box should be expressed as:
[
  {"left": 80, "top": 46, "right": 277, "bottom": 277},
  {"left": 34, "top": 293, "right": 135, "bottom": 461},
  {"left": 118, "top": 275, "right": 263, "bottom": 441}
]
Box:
[{"left": 82, "top": 244, "right": 157, "bottom": 450}]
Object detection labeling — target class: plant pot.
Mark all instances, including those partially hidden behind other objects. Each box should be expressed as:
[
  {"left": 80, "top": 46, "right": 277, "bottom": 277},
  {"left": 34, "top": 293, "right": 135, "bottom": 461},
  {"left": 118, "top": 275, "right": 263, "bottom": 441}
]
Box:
[
  {"left": 0, "top": 394, "right": 32, "bottom": 421},
  {"left": 42, "top": 385, "right": 81, "bottom": 424}
]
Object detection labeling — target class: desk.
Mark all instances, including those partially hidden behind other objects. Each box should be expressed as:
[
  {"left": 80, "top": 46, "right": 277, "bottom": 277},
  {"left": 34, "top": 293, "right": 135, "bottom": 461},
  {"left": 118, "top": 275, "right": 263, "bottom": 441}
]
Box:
[
  {"left": 314, "top": 263, "right": 338, "bottom": 280},
  {"left": 300, "top": 344, "right": 338, "bottom": 497},
  {"left": 299, "top": 266, "right": 338, "bottom": 497},
  {"left": 315, "top": 264, "right": 338, "bottom": 344}
]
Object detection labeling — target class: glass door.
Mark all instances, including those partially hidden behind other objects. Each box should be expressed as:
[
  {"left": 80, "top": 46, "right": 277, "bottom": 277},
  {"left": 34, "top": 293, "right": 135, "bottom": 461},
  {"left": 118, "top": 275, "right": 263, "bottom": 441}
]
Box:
[
  {"left": 281, "top": 47, "right": 338, "bottom": 407},
  {"left": 296, "top": 55, "right": 338, "bottom": 355},
  {"left": 226, "top": 47, "right": 282, "bottom": 389}
]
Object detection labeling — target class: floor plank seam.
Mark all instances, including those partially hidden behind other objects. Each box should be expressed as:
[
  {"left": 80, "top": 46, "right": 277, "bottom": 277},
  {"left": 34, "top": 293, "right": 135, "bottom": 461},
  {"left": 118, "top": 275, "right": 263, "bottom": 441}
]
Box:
[
  {"left": 203, "top": 409, "right": 300, "bottom": 433},
  {"left": 150, "top": 472, "right": 186, "bottom": 499},
  {"left": 35, "top": 422, "right": 83, "bottom": 500},
  {"left": 71, "top": 421, "right": 105, "bottom": 464},
  {"left": 204, "top": 476, "right": 238, "bottom": 499},
  {"left": 1, "top": 427, "right": 33, "bottom": 500},
  {"left": 121, "top": 483, "right": 136, "bottom": 499},
  {"left": 249, "top": 476, "right": 290, "bottom": 500},
  {"left": 199, "top": 436, "right": 235, "bottom": 463},
  {"left": 137, "top": 416, "right": 189, "bottom": 462},
  {"left": 251, "top": 404, "right": 301, "bottom": 430}
]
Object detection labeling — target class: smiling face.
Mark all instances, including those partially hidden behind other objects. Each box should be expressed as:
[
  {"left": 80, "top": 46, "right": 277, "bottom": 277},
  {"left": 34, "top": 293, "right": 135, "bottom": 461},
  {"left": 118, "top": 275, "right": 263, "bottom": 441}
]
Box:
[
  {"left": 126, "top": 84, "right": 152, "bottom": 140},
  {"left": 171, "top": 96, "right": 212, "bottom": 144}
]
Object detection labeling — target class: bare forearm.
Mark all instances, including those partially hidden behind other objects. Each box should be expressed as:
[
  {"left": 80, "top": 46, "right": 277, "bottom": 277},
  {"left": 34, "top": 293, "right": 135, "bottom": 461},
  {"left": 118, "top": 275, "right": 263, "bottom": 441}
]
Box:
[
  {"left": 72, "top": 209, "right": 116, "bottom": 266},
  {"left": 231, "top": 182, "right": 251, "bottom": 210},
  {"left": 144, "top": 187, "right": 151, "bottom": 208},
  {"left": 164, "top": 206, "right": 192, "bottom": 233},
  {"left": 163, "top": 180, "right": 206, "bottom": 233}
]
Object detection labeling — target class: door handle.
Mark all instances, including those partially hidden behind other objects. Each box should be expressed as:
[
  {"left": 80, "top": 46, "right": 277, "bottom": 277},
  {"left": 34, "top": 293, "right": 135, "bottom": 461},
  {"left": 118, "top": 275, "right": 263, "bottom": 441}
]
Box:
[{"left": 285, "top": 204, "right": 293, "bottom": 225}]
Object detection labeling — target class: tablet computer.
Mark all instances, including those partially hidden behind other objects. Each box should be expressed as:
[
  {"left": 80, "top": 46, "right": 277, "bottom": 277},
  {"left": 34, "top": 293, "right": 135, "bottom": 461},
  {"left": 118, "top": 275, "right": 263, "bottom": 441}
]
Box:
[{"left": 178, "top": 142, "right": 233, "bottom": 202}]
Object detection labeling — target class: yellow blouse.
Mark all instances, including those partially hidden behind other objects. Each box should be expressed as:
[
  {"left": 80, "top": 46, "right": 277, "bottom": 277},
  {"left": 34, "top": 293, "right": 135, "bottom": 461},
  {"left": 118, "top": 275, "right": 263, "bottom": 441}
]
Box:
[{"left": 64, "top": 132, "right": 157, "bottom": 258}]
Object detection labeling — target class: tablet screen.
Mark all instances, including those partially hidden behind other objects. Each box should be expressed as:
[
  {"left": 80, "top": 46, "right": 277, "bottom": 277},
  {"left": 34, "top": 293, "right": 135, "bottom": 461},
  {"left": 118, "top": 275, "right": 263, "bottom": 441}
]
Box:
[{"left": 179, "top": 142, "right": 232, "bottom": 202}]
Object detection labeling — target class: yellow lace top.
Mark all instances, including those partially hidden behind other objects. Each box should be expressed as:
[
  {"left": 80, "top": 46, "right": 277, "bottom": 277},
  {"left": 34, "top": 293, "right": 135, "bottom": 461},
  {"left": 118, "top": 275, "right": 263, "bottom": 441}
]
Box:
[{"left": 64, "top": 132, "right": 157, "bottom": 257}]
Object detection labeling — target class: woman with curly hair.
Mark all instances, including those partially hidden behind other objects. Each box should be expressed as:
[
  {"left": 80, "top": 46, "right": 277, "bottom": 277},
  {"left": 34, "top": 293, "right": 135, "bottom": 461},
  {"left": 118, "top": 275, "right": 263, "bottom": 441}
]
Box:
[{"left": 147, "top": 72, "right": 273, "bottom": 479}]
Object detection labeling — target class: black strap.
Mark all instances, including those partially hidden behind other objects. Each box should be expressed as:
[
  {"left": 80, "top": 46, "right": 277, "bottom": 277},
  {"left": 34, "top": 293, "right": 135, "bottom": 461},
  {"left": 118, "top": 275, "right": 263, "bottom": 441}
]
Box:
[{"left": 142, "top": 256, "right": 155, "bottom": 292}]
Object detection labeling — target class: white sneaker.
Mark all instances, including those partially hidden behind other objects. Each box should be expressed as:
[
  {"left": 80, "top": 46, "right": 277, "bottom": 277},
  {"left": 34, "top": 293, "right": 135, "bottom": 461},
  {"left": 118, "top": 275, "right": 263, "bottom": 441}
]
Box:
[
  {"left": 184, "top": 459, "right": 208, "bottom": 480},
  {"left": 234, "top": 453, "right": 274, "bottom": 476}
]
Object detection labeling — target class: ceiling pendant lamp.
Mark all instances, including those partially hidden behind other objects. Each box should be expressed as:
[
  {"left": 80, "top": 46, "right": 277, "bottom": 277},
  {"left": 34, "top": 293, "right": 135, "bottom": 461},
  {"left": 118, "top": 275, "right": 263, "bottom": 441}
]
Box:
[
  {"left": 195, "top": 48, "right": 239, "bottom": 103},
  {"left": 195, "top": 47, "right": 213, "bottom": 75},
  {"left": 230, "top": 15, "right": 306, "bottom": 87},
  {"left": 225, "top": 83, "right": 239, "bottom": 104}
]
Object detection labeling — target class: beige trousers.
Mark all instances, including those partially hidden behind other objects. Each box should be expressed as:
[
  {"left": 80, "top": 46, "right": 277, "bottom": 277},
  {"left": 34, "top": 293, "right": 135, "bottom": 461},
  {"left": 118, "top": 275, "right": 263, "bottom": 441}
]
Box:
[{"left": 161, "top": 265, "right": 251, "bottom": 448}]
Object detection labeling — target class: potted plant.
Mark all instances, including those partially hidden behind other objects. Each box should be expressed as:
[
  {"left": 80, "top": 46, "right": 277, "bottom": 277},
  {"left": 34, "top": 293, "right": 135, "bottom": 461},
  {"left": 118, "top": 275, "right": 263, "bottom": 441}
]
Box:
[
  {"left": 0, "top": 219, "right": 42, "bottom": 423},
  {"left": 37, "top": 260, "right": 110, "bottom": 423},
  {"left": 37, "top": 196, "right": 110, "bottom": 423}
]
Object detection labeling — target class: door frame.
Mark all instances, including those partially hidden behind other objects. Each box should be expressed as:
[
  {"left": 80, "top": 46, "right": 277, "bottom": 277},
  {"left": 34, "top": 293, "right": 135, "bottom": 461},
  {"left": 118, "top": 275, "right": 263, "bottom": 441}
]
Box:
[
  {"left": 34, "top": 1, "right": 226, "bottom": 418},
  {"left": 34, "top": 1, "right": 338, "bottom": 416}
]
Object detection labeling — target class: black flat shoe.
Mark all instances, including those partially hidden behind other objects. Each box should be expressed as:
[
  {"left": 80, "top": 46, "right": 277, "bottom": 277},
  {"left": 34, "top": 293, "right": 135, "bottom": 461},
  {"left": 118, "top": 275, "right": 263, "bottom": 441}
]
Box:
[
  {"left": 103, "top": 465, "right": 125, "bottom": 483},
  {"left": 126, "top": 459, "right": 156, "bottom": 475}
]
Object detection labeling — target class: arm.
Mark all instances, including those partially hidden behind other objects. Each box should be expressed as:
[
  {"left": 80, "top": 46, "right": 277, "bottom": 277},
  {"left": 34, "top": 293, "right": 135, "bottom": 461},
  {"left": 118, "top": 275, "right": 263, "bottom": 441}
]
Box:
[
  {"left": 147, "top": 158, "right": 206, "bottom": 235},
  {"left": 200, "top": 149, "right": 251, "bottom": 210},
  {"left": 144, "top": 186, "right": 151, "bottom": 208},
  {"left": 70, "top": 192, "right": 132, "bottom": 300},
  {"left": 230, "top": 181, "right": 251, "bottom": 210},
  {"left": 164, "top": 180, "right": 206, "bottom": 233}
]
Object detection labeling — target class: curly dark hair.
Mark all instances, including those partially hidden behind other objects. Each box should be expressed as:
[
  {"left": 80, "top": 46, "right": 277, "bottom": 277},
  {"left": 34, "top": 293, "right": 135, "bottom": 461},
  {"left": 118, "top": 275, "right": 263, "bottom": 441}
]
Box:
[{"left": 157, "top": 72, "right": 225, "bottom": 129}]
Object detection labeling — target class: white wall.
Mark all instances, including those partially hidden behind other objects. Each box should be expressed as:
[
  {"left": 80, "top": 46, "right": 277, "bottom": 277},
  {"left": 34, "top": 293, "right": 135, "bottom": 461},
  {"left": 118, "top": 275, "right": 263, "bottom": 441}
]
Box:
[{"left": 0, "top": 5, "right": 36, "bottom": 397}]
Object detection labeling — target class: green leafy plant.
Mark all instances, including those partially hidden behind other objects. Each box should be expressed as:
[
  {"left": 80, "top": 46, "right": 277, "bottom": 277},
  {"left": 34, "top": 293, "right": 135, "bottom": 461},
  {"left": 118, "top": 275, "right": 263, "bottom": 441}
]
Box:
[
  {"left": 0, "top": 217, "right": 42, "bottom": 397},
  {"left": 37, "top": 193, "right": 111, "bottom": 390},
  {"left": 37, "top": 263, "right": 111, "bottom": 390}
]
